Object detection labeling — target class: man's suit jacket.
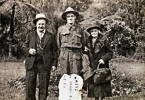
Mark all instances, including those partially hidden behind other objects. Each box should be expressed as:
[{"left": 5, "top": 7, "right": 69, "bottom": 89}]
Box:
[{"left": 22, "top": 30, "right": 58, "bottom": 71}]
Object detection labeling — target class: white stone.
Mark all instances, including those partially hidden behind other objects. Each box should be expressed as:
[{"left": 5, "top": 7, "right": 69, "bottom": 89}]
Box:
[{"left": 58, "top": 74, "right": 83, "bottom": 100}]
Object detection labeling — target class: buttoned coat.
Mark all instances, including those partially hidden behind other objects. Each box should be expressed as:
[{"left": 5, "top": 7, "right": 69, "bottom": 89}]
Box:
[
  {"left": 22, "top": 30, "right": 57, "bottom": 71},
  {"left": 86, "top": 36, "right": 113, "bottom": 98}
]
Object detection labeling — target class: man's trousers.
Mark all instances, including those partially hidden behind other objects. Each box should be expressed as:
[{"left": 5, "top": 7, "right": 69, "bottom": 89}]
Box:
[{"left": 25, "top": 59, "right": 50, "bottom": 100}]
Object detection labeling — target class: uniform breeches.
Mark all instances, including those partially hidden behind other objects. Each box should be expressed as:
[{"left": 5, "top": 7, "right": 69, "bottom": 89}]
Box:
[{"left": 57, "top": 48, "right": 82, "bottom": 75}]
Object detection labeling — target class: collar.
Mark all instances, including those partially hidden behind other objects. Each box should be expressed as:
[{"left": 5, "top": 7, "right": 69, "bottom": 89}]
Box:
[
  {"left": 37, "top": 29, "right": 46, "bottom": 34},
  {"left": 36, "top": 29, "right": 46, "bottom": 40},
  {"left": 66, "top": 23, "right": 77, "bottom": 30}
]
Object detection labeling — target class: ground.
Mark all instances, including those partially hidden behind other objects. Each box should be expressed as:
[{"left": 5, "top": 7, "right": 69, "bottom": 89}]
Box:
[
  {"left": 0, "top": 58, "right": 145, "bottom": 100},
  {"left": 0, "top": 62, "right": 25, "bottom": 100}
]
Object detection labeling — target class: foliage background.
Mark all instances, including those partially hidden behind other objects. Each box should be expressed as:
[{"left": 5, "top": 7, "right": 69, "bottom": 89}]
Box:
[{"left": 0, "top": 0, "right": 145, "bottom": 100}]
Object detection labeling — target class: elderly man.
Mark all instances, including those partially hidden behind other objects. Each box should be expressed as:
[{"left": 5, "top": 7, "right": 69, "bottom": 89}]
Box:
[
  {"left": 57, "top": 7, "right": 86, "bottom": 76},
  {"left": 22, "top": 13, "right": 57, "bottom": 100}
]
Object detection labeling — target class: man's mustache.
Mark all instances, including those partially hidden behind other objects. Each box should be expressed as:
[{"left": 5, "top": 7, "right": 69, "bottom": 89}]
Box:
[{"left": 38, "top": 27, "right": 45, "bottom": 29}]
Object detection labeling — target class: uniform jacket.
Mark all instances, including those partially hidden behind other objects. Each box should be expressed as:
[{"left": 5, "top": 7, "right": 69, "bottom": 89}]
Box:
[
  {"left": 57, "top": 24, "right": 87, "bottom": 50},
  {"left": 56, "top": 24, "right": 87, "bottom": 75},
  {"left": 22, "top": 30, "right": 58, "bottom": 71}
]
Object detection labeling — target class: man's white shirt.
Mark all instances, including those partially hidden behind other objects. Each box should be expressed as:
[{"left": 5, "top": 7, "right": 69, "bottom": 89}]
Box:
[{"left": 37, "top": 29, "right": 46, "bottom": 41}]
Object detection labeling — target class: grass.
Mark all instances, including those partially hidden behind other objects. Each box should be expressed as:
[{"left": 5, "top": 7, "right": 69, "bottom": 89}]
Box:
[
  {"left": 0, "top": 62, "right": 25, "bottom": 100},
  {"left": 0, "top": 59, "right": 145, "bottom": 100}
]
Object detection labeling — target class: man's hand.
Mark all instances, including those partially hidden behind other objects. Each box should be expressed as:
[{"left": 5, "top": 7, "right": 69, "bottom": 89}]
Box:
[
  {"left": 98, "top": 59, "right": 105, "bottom": 64},
  {"left": 52, "top": 66, "right": 56, "bottom": 71},
  {"left": 84, "top": 46, "right": 89, "bottom": 52},
  {"left": 29, "top": 48, "right": 36, "bottom": 55}
]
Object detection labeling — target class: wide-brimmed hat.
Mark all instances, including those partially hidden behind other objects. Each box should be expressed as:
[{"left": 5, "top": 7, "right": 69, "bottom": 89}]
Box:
[
  {"left": 33, "top": 13, "right": 48, "bottom": 24},
  {"left": 62, "top": 7, "right": 79, "bottom": 20},
  {"left": 86, "top": 21, "right": 104, "bottom": 33}
]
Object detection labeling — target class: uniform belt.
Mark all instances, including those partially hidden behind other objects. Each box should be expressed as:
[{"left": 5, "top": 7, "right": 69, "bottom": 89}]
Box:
[{"left": 61, "top": 47, "right": 82, "bottom": 51}]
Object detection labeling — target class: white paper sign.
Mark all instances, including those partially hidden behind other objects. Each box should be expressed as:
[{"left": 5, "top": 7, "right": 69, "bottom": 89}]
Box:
[{"left": 58, "top": 74, "right": 83, "bottom": 100}]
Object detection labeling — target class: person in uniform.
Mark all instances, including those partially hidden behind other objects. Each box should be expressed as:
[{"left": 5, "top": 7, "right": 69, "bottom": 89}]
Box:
[
  {"left": 22, "top": 13, "right": 57, "bottom": 100},
  {"left": 85, "top": 21, "right": 113, "bottom": 100},
  {"left": 57, "top": 7, "right": 86, "bottom": 76}
]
